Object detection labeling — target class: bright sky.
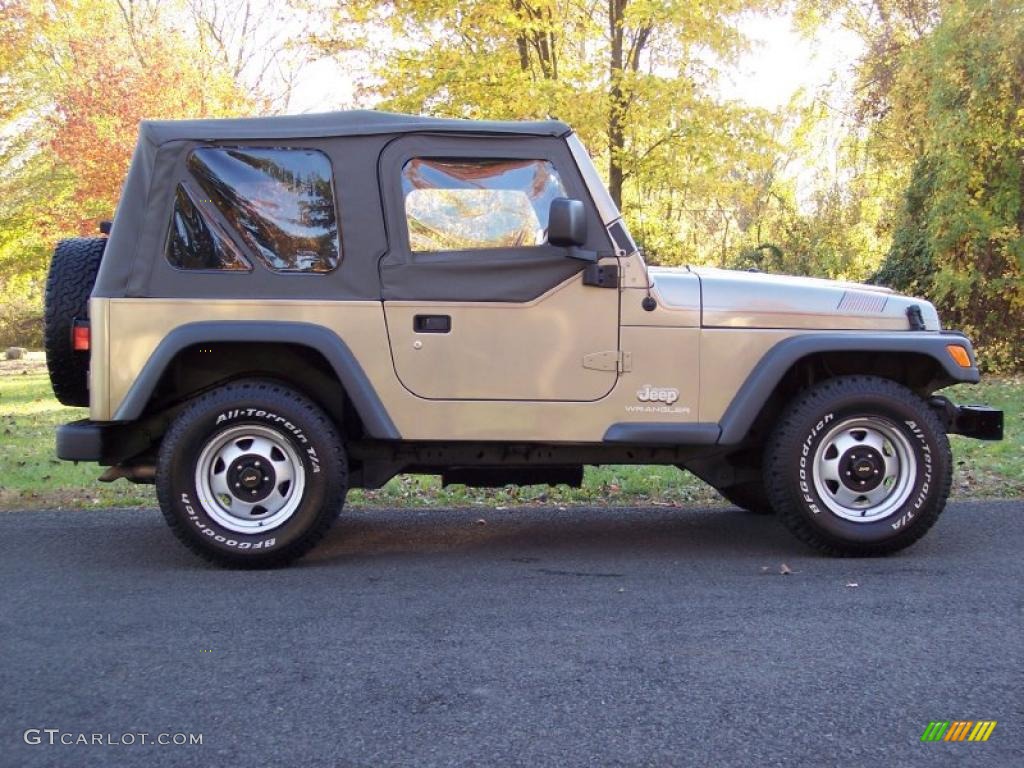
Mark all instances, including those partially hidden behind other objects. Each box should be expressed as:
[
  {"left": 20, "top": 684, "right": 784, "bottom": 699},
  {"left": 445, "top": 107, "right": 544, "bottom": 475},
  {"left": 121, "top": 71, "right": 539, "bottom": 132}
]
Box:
[
  {"left": 290, "top": 58, "right": 355, "bottom": 113},
  {"left": 720, "top": 13, "right": 863, "bottom": 110}
]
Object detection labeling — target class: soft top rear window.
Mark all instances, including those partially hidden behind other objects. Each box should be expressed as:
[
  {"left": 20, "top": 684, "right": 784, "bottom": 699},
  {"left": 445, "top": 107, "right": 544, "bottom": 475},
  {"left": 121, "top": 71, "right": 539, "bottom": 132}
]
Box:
[{"left": 186, "top": 147, "right": 340, "bottom": 273}]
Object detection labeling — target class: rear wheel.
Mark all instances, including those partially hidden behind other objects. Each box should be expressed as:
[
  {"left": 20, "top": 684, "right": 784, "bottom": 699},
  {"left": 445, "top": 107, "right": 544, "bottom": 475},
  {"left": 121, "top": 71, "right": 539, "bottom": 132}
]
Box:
[
  {"left": 764, "top": 376, "right": 951, "bottom": 556},
  {"left": 44, "top": 237, "right": 106, "bottom": 406},
  {"left": 156, "top": 380, "right": 347, "bottom": 567}
]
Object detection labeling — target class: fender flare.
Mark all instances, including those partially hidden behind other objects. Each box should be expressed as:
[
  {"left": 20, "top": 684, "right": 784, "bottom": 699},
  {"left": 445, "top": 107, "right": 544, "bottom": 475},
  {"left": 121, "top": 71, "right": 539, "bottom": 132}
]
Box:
[
  {"left": 112, "top": 321, "right": 400, "bottom": 439},
  {"left": 716, "top": 331, "right": 979, "bottom": 444}
]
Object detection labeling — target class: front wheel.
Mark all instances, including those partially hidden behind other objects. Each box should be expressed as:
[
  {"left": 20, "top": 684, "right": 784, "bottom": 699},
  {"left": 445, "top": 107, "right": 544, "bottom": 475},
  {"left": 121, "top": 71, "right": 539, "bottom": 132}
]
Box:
[
  {"left": 156, "top": 380, "right": 347, "bottom": 567},
  {"left": 764, "top": 376, "right": 952, "bottom": 556}
]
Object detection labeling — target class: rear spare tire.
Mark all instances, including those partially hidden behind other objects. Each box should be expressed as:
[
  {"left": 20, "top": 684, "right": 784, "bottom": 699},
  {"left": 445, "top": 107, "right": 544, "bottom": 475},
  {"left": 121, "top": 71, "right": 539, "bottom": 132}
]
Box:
[{"left": 44, "top": 237, "right": 106, "bottom": 406}]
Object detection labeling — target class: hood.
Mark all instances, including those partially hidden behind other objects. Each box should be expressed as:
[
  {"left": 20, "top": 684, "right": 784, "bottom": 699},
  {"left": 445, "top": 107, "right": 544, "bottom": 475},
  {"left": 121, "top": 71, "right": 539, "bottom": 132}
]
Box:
[{"left": 650, "top": 266, "right": 940, "bottom": 331}]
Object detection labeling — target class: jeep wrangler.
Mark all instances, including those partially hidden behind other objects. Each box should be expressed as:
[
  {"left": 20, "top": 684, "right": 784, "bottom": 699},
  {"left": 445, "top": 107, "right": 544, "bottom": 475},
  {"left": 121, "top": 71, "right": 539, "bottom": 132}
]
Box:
[{"left": 46, "top": 110, "right": 1003, "bottom": 567}]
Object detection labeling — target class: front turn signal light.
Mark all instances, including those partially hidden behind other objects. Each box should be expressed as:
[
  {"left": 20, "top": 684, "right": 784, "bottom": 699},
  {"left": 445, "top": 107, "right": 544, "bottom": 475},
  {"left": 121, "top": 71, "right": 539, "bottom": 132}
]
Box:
[{"left": 946, "top": 344, "right": 971, "bottom": 368}]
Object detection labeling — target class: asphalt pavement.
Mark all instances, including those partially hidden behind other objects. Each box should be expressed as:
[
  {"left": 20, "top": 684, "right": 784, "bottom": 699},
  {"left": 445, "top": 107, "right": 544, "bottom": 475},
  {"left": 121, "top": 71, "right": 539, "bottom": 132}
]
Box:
[{"left": 1, "top": 500, "right": 1021, "bottom": 767}]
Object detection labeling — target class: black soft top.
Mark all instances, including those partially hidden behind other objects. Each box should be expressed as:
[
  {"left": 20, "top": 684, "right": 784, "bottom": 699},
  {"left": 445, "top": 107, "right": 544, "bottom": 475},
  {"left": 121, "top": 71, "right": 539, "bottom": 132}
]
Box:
[
  {"left": 94, "top": 110, "right": 578, "bottom": 301},
  {"left": 138, "top": 110, "right": 570, "bottom": 144}
]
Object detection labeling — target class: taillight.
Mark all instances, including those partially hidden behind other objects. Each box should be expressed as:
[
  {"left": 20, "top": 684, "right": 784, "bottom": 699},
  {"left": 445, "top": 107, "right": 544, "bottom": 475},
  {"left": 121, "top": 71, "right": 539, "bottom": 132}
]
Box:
[{"left": 72, "top": 319, "right": 90, "bottom": 351}]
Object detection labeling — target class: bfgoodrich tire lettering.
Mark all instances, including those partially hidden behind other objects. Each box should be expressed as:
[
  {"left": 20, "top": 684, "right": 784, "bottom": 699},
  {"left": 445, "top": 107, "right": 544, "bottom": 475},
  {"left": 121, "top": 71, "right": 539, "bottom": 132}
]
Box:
[
  {"left": 156, "top": 380, "right": 347, "bottom": 567},
  {"left": 764, "top": 376, "right": 952, "bottom": 556}
]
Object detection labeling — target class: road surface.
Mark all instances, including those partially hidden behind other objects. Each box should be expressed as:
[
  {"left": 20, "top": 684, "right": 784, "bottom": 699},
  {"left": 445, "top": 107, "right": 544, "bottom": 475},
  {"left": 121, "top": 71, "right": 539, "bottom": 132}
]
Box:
[{"left": 2, "top": 501, "right": 1021, "bottom": 767}]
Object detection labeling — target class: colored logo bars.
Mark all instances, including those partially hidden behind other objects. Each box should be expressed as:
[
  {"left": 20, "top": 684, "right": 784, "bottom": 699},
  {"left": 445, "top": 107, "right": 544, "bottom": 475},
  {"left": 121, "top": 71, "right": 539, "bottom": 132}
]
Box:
[{"left": 921, "top": 721, "right": 997, "bottom": 742}]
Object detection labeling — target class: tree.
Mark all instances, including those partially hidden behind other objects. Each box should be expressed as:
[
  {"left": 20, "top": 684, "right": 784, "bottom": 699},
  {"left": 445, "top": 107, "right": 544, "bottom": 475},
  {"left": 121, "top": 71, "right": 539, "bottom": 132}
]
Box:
[
  {"left": 188, "top": 0, "right": 307, "bottom": 112},
  {"left": 872, "top": 0, "right": 1023, "bottom": 369},
  {"left": 792, "top": 0, "right": 1022, "bottom": 369},
  {"left": 308, "top": 0, "right": 777, "bottom": 264},
  {"left": 0, "top": 0, "right": 257, "bottom": 345}
]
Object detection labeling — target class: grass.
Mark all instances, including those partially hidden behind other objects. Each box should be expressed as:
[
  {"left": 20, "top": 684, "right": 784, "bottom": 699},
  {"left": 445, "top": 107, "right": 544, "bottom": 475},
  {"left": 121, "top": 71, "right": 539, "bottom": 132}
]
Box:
[{"left": 1, "top": 363, "right": 1020, "bottom": 511}]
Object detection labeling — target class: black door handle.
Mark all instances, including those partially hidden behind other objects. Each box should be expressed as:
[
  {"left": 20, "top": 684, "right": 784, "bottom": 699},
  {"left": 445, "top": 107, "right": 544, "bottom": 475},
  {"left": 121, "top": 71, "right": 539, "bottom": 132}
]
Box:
[{"left": 414, "top": 314, "right": 451, "bottom": 333}]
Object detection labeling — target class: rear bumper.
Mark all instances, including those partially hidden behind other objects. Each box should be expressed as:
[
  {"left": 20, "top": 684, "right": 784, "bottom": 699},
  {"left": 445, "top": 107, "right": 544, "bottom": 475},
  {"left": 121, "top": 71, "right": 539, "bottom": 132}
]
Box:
[
  {"left": 929, "top": 398, "right": 1004, "bottom": 441},
  {"left": 56, "top": 419, "right": 152, "bottom": 464}
]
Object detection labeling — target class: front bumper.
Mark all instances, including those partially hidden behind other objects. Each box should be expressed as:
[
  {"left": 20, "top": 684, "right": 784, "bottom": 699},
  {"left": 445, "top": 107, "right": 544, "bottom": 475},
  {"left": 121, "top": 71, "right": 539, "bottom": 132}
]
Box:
[
  {"left": 56, "top": 419, "right": 152, "bottom": 464},
  {"left": 929, "top": 398, "right": 1004, "bottom": 441}
]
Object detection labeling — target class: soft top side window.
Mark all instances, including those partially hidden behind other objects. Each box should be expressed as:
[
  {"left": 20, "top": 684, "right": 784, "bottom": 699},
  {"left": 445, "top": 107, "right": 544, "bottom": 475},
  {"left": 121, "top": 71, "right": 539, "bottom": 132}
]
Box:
[
  {"left": 185, "top": 147, "right": 340, "bottom": 273},
  {"left": 402, "top": 158, "right": 567, "bottom": 252}
]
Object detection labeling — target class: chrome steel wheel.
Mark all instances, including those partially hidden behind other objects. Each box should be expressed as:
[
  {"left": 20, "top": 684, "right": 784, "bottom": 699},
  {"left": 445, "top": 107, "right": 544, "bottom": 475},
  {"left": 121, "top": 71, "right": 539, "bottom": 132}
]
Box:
[
  {"left": 194, "top": 425, "right": 306, "bottom": 534},
  {"left": 811, "top": 416, "right": 917, "bottom": 523}
]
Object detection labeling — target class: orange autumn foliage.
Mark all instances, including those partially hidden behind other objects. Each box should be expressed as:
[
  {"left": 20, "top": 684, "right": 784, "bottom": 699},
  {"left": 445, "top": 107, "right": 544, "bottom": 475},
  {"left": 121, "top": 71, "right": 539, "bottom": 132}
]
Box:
[{"left": 44, "top": 7, "right": 255, "bottom": 233}]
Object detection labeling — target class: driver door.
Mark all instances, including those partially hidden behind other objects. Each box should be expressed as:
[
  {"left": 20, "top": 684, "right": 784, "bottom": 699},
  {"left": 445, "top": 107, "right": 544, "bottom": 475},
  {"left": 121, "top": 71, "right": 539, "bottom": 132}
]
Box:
[{"left": 379, "top": 134, "right": 619, "bottom": 402}]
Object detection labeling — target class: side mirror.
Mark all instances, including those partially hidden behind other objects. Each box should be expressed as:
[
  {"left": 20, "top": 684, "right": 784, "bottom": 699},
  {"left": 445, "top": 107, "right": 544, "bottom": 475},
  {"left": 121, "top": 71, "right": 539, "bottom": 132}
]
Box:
[
  {"left": 548, "top": 198, "right": 587, "bottom": 247},
  {"left": 548, "top": 198, "right": 596, "bottom": 262}
]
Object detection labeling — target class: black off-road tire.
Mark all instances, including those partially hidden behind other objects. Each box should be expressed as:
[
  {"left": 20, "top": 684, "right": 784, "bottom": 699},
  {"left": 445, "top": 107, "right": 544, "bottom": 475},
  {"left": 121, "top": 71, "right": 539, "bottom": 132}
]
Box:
[
  {"left": 718, "top": 481, "right": 774, "bottom": 515},
  {"left": 764, "top": 376, "right": 952, "bottom": 556},
  {"left": 44, "top": 237, "right": 106, "bottom": 406},
  {"left": 156, "top": 380, "right": 347, "bottom": 568}
]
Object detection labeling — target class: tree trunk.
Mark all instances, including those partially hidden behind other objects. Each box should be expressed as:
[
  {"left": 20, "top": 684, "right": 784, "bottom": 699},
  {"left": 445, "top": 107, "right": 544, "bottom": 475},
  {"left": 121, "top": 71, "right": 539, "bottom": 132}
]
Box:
[{"left": 607, "top": 0, "right": 626, "bottom": 209}]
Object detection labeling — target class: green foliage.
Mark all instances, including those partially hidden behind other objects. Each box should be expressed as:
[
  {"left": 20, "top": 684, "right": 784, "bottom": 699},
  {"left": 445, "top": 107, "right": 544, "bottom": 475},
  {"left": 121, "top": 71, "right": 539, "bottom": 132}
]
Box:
[
  {"left": 0, "top": 144, "right": 77, "bottom": 346},
  {"left": 3, "top": 370, "right": 1020, "bottom": 510},
  {"left": 872, "top": 0, "right": 1024, "bottom": 371}
]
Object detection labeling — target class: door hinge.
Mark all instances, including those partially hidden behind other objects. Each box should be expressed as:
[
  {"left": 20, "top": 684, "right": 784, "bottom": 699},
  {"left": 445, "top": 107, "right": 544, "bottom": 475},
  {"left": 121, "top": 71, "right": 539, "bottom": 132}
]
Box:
[
  {"left": 582, "top": 350, "right": 631, "bottom": 372},
  {"left": 582, "top": 262, "right": 619, "bottom": 288}
]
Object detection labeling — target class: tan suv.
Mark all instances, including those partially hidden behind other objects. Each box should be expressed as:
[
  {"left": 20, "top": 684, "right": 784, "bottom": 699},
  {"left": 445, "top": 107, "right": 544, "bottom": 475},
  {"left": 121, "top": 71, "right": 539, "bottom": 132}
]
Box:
[{"left": 45, "top": 111, "right": 1003, "bottom": 567}]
